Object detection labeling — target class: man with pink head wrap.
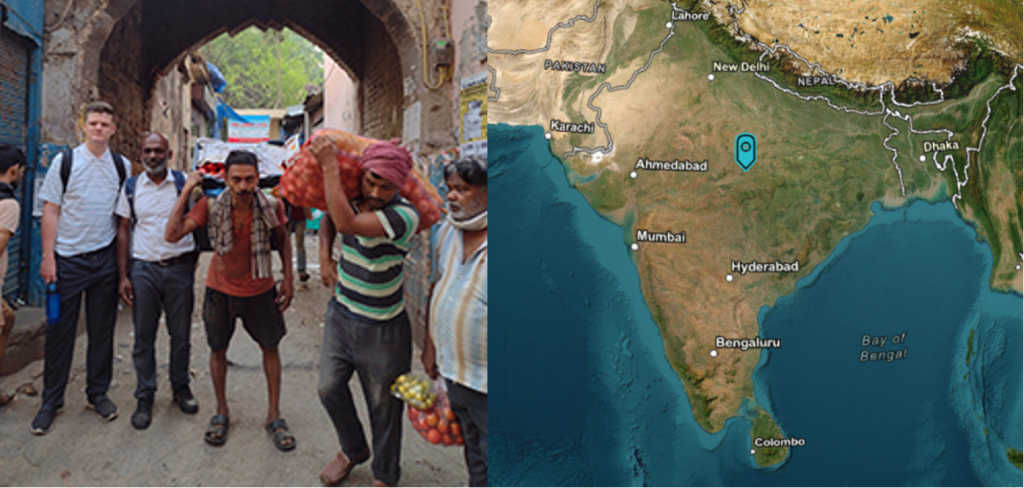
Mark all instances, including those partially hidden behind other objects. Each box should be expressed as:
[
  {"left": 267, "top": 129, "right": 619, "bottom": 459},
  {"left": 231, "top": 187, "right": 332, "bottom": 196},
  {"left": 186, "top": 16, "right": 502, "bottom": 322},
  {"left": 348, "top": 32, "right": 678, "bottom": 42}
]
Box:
[
  {"left": 310, "top": 136, "right": 421, "bottom": 487},
  {"left": 359, "top": 139, "right": 413, "bottom": 188}
]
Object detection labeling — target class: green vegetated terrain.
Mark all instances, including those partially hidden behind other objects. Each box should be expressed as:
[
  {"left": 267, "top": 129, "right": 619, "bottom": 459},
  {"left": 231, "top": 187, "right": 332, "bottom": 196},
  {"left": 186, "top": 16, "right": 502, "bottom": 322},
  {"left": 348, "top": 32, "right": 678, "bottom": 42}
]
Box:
[
  {"left": 1008, "top": 448, "right": 1023, "bottom": 471},
  {"left": 750, "top": 407, "right": 788, "bottom": 467},
  {"left": 548, "top": 0, "right": 1022, "bottom": 468}
]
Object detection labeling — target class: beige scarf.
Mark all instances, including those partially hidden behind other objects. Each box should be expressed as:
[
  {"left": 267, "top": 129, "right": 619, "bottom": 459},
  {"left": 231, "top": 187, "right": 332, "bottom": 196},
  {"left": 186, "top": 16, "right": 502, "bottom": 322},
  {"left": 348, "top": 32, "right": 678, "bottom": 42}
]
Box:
[{"left": 209, "top": 191, "right": 280, "bottom": 279}]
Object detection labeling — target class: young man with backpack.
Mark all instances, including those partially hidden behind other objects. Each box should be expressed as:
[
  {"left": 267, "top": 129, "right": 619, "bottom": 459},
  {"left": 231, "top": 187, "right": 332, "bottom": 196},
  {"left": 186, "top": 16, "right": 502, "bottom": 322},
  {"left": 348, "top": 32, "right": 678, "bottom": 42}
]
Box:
[
  {"left": 115, "top": 132, "right": 200, "bottom": 430},
  {"left": 0, "top": 144, "right": 26, "bottom": 408},
  {"left": 33, "top": 101, "right": 132, "bottom": 434}
]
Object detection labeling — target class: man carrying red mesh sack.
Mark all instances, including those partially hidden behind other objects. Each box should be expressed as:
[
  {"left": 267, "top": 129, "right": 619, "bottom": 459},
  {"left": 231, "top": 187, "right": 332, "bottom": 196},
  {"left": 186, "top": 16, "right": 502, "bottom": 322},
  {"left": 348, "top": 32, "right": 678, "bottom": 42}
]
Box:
[{"left": 311, "top": 136, "right": 420, "bottom": 487}]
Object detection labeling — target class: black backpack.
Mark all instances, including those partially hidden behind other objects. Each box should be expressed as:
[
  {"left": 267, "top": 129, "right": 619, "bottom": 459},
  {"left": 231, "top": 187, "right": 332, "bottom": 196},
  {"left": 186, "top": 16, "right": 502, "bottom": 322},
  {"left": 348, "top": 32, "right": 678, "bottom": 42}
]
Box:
[
  {"left": 59, "top": 148, "right": 127, "bottom": 194},
  {"left": 123, "top": 170, "right": 212, "bottom": 252}
]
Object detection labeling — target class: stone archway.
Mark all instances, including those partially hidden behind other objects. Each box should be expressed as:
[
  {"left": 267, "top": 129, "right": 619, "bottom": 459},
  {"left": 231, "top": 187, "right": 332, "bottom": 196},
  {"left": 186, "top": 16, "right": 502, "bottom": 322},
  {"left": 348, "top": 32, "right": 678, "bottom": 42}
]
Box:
[{"left": 41, "top": 0, "right": 454, "bottom": 160}]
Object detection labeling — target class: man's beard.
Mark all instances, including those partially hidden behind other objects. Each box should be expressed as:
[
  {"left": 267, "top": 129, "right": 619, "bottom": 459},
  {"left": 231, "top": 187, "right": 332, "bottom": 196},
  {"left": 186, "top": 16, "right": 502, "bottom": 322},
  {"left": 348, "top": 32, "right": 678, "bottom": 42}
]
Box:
[
  {"left": 145, "top": 160, "right": 168, "bottom": 176},
  {"left": 450, "top": 198, "right": 486, "bottom": 221}
]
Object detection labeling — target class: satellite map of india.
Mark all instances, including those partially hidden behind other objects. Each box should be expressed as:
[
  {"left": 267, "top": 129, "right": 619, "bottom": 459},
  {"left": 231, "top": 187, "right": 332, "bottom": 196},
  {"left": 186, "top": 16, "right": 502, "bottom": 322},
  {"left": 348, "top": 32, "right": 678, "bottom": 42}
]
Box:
[{"left": 487, "top": 0, "right": 1023, "bottom": 485}]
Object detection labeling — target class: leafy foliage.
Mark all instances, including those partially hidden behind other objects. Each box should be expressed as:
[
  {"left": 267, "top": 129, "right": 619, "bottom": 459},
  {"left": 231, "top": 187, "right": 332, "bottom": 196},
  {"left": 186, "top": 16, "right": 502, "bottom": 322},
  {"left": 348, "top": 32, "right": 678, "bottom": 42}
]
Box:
[{"left": 202, "top": 27, "right": 324, "bottom": 109}]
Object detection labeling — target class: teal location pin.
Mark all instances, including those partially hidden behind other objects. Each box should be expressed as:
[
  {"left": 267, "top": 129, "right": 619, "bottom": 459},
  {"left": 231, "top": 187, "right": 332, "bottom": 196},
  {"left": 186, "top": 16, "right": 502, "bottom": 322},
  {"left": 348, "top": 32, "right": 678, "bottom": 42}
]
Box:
[{"left": 735, "top": 133, "right": 757, "bottom": 171}]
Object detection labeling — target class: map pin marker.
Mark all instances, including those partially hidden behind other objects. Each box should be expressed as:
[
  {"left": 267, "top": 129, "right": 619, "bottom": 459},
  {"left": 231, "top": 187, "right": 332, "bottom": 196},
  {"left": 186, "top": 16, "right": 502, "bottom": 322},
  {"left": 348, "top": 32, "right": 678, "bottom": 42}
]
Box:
[{"left": 735, "top": 133, "right": 757, "bottom": 172}]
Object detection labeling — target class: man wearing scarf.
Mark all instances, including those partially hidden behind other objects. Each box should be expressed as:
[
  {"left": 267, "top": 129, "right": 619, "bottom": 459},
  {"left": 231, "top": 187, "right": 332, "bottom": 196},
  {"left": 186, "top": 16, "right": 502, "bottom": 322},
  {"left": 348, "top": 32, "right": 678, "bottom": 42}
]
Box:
[
  {"left": 165, "top": 150, "right": 295, "bottom": 451},
  {"left": 422, "top": 158, "right": 488, "bottom": 487},
  {"left": 311, "top": 137, "right": 420, "bottom": 487}
]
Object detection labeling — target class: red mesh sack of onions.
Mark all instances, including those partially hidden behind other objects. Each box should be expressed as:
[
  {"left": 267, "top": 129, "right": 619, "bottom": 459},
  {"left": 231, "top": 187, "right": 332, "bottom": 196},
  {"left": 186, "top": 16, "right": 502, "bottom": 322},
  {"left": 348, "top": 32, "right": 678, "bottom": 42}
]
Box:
[{"left": 280, "top": 129, "right": 443, "bottom": 232}]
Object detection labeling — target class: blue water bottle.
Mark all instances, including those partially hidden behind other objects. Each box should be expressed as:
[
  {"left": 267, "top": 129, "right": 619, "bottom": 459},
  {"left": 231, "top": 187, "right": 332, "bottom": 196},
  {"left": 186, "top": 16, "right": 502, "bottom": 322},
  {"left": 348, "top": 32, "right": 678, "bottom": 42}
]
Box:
[{"left": 46, "top": 282, "right": 60, "bottom": 325}]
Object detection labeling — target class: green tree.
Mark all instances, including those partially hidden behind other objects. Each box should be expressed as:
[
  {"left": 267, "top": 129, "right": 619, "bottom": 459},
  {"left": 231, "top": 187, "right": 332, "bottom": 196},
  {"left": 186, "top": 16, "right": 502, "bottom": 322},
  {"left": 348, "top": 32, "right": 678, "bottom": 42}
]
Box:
[{"left": 202, "top": 27, "right": 324, "bottom": 109}]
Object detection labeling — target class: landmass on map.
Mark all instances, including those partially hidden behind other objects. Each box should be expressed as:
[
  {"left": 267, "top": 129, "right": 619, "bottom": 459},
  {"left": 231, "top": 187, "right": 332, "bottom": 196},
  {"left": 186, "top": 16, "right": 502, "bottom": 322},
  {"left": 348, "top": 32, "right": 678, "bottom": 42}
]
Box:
[
  {"left": 489, "top": 0, "right": 1023, "bottom": 469},
  {"left": 698, "top": 0, "right": 1022, "bottom": 87},
  {"left": 1008, "top": 448, "right": 1023, "bottom": 471}
]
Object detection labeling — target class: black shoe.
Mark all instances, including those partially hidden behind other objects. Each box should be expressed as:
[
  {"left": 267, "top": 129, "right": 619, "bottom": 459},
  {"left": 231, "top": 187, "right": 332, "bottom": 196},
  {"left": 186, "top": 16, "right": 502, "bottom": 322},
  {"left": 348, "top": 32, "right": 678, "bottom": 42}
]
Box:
[
  {"left": 131, "top": 399, "right": 153, "bottom": 430},
  {"left": 87, "top": 396, "right": 119, "bottom": 422},
  {"left": 299, "top": 272, "right": 311, "bottom": 282},
  {"left": 30, "top": 408, "right": 57, "bottom": 435},
  {"left": 173, "top": 386, "right": 199, "bottom": 414}
]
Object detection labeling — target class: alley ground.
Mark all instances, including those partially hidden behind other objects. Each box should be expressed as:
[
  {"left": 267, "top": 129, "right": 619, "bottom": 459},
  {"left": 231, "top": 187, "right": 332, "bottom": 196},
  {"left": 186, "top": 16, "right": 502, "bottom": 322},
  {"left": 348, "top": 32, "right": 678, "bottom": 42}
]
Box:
[{"left": 0, "top": 235, "right": 466, "bottom": 486}]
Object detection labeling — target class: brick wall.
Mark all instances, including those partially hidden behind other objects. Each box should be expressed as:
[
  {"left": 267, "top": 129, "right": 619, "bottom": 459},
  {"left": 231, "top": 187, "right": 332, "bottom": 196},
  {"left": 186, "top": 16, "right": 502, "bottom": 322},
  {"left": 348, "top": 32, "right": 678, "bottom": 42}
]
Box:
[
  {"left": 360, "top": 13, "right": 404, "bottom": 140},
  {"left": 97, "top": 1, "right": 145, "bottom": 172}
]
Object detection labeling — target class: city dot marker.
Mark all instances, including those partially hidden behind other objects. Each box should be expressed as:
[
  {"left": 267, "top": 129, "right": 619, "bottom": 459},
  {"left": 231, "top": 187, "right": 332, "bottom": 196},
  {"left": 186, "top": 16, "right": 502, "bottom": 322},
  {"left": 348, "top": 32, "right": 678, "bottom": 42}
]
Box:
[
  {"left": 919, "top": 154, "right": 926, "bottom": 162},
  {"left": 726, "top": 274, "right": 734, "bottom": 283},
  {"left": 592, "top": 151, "right": 604, "bottom": 163},
  {"left": 666, "top": 22, "right": 674, "bottom": 28},
  {"left": 545, "top": 132, "right": 552, "bottom": 140},
  {"left": 750, "top": 449, "right": 757, "bottom": 455},
  {"left": 630, "top": 171, "right": 638, "bottom": 179},
  {"left": 709, "top": 350, "right": 719, "bottom": 358},
  {"left": 707, "top": 74, "right": 715, "bottom": 82},
  {"left": 631, "top": 243, "right": 639, "bottom": 251}
]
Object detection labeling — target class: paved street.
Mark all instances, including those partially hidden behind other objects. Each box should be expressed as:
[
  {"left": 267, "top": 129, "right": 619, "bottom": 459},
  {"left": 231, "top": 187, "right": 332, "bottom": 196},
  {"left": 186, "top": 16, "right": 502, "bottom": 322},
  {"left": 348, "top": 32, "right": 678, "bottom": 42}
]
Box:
[{"left": 0, "top": 237, "right": 466, "bottom": 486}]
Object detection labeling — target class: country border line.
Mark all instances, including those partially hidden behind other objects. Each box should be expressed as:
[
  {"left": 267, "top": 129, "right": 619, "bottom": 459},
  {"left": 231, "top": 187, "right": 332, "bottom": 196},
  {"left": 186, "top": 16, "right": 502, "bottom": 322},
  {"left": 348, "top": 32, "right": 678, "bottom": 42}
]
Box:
[
  {"left": 562, "top": 22, "right": 676, "bottom": 159},
  {"left": 487, "top": 0, "right": 604, "bottom": 56}
]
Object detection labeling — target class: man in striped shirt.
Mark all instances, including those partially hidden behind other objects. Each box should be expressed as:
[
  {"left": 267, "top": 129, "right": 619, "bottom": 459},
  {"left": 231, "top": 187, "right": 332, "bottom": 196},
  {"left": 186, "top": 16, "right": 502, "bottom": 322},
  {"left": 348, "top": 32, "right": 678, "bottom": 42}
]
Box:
[
  {"left": 422, "top": 158, "right": 488, "bottom": 487},
  {"left": 312, "top": 137, "right": 420, "bottom": 487}
]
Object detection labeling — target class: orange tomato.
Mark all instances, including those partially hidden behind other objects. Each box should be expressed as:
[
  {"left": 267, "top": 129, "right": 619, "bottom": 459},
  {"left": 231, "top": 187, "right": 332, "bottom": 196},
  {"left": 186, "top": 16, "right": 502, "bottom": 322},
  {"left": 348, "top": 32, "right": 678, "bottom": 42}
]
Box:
[
  {"left": 425, "top": 412, "right": 440, "bottom": 427},
  {"left": 454, "top": 435, "right": 464, "bottom": 446},
  {"left": 427, "top": 429, "right": 442, "bottom": 445},
  {"left": 437, "top": 420, "right": 449, "bottom": 435},
  {"left": 444, "top": 409, "right": 457, "bottom": 421},
  {"left": 442, "top": 435, "right": 453, "bottom": 446},
  {"left": 450, "top": 423, "right": 461, "bottom": 436}
]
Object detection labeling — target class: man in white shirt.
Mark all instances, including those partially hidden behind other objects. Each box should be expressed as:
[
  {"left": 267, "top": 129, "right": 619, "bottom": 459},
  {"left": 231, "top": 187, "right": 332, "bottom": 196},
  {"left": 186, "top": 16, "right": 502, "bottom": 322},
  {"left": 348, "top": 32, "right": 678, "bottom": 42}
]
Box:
[
  {"left": 115, "top": 132, "right": 199, "bottom": 430},
  {"left": 33, "top": 101, "right": 131, "bottom": 435}
]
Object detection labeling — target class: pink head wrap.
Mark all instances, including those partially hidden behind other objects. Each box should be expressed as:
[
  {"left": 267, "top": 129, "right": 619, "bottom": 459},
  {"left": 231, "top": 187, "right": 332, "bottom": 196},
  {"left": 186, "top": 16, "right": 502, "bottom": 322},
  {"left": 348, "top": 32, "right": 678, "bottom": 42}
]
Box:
[{"left": 360, "top": 140, "right": 413, "bottom": 188}]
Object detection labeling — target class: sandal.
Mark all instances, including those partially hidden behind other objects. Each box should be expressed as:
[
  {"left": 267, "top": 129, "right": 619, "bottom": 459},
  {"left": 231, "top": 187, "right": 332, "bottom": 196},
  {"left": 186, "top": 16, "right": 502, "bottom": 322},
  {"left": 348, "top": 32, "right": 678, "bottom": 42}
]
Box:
[
  {"left": 265, "top": 418, "right": 296, "bottom": 452},
  {"left": 204, "top": 414, "right": 230, "bottom": 446},
  {"left": 320, "top": 448, "right": 370, "bottom": 486}
]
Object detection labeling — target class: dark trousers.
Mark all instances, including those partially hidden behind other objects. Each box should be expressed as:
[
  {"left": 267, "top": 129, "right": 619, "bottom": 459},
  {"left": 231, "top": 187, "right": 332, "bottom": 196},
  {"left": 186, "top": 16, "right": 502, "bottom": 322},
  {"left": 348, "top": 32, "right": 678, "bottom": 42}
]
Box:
[
  {"left": 318, "top": 300, "right": 411, "bottom": 486},
  {"left": 448, "top": 379, "right": 488, "bottom": 487},
  {"left": 131, "top": 258, "right": 195, "bottom": 401},
  {"left": 41, "top": 244, "right": 119, "bottom": 411}
]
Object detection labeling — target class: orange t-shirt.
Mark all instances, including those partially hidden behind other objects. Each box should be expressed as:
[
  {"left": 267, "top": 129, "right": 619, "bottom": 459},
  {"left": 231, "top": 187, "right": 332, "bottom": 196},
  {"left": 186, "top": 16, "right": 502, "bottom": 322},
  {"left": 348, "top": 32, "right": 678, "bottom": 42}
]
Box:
[{"left": 187, "top": 196, "right": 286, "bottom": 297}]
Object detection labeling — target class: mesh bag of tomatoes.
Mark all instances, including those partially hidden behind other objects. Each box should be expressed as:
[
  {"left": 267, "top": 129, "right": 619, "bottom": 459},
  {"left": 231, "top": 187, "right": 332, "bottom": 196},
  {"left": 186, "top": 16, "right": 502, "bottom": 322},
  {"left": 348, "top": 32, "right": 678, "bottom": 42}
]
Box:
[
  {"left": 392, "top": 374, "right": 465, "bottom": 447},
  {"left": 279, "top": 128, "right": 444, "bottom": 232}
]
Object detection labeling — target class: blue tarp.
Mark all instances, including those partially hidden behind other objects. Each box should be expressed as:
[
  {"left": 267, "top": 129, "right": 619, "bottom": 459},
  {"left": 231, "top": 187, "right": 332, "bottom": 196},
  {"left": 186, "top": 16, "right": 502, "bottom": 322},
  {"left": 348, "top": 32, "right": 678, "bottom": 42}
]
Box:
[
  {"left": 211, "top": 97, "right": 250, "bottom": 140},
  {"left": 1, "top": 0, "right": 44, "bottom": 44},
  {"left": 207, "top": 62, "right": 227, "bottom": 93}
]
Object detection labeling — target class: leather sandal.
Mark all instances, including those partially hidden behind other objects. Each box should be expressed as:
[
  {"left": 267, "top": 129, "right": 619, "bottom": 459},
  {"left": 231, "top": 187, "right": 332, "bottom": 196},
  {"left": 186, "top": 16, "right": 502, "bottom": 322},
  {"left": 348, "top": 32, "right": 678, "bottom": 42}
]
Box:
[
  {"left": 204, "top": 414, "right": 230, "bottom": 446},
  {"left": 265, "top": 418, "right": 296, "bottom": 452}
]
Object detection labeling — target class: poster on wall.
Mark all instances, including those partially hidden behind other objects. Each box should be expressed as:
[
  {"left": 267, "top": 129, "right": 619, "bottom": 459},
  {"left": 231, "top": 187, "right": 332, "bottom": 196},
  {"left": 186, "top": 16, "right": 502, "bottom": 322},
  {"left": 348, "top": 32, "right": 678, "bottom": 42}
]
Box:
[
  {"left": 459, "top": 71, "right": 488, "bottom": 160},
  {"left": 228, "top": 115, "right": 271, "bottom": 143}
]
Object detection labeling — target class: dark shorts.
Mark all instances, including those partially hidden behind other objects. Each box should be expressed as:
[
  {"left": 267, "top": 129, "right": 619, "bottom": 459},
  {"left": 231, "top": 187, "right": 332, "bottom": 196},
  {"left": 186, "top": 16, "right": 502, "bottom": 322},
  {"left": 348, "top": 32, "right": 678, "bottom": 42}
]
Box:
[{"left": 203, "top": 287, "right": 286, "bottom": 351}]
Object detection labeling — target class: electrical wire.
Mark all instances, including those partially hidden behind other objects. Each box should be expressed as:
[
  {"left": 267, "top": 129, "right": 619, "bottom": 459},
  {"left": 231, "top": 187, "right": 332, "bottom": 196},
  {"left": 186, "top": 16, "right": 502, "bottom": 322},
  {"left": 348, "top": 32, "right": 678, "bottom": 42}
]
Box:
[{"left": 416, "top": 0, "right": 447, "bottom": 90}]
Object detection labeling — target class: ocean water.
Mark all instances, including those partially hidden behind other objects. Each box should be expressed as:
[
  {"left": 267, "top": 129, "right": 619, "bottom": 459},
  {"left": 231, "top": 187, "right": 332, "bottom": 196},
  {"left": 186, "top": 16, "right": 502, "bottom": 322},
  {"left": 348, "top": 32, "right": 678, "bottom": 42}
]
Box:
[{"left": 489, "top": 124, "right": 1023, "bottom": 486}]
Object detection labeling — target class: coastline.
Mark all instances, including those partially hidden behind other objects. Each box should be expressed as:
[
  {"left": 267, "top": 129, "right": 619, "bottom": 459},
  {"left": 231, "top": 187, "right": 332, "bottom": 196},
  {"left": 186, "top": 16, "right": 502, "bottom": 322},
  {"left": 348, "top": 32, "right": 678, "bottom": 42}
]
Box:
[{"left": 491, "top": 123, "right": 1021, "bottom": 485}]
